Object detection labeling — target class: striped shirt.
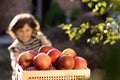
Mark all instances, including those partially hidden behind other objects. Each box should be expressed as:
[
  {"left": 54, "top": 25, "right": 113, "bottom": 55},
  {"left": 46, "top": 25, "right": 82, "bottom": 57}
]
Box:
[{"left": 19, "top": 37, "right": 41, "bottom": 52}]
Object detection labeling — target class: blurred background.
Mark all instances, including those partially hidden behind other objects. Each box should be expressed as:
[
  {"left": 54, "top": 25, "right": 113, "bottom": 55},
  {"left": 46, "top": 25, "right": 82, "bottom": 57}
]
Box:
[{"left": 0, "top": 0, "right": 120, "bottom": 80}]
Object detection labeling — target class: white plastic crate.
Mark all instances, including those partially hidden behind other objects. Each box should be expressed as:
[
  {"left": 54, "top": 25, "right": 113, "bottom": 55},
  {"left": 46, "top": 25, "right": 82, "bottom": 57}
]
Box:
[{"left": 15, "top": 64, "right": 90, "bottom": 80}]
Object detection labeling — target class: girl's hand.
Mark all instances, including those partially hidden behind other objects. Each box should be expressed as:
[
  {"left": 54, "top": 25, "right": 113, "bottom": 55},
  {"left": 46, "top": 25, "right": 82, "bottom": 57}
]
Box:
[{"left": 37, "top": 32, "right": 44, "bottom": 39}]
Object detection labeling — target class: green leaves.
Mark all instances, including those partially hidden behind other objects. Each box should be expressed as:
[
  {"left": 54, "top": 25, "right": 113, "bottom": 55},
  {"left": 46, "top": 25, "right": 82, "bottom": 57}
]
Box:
[
  {"left": 60, "top": 17, "right": 120, "bottom": 45},
  {"left": 106, "top": 17, "right": 113, "bottom": 22},
  {"left": 62, "top": 0, "right": 120, "bottom": 45},
  {"left": 82, "top": 0, "right": 107, "bottom": 15},
  {"left": 59, "top": 23, "right": 90, "bottom": 40},
  {"left": 82, "top": 0, "right": 90, "bottom": 3},
  {"left": 88, "top": 2, "right": 94, "bottom": 8},
  {"left": 99, "top": 7, "right": 106, "bottom": 15}
]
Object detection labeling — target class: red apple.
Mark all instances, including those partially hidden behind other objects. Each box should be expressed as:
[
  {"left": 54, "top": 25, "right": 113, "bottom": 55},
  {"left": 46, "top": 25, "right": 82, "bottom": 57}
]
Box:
[
  {"left": 25, "top": 66, "right": 37, "bottom": 71},
  {"left": 46, "top": 64, "right": 56, "bottom": 70},
  {"left": 26, "top": 50, "right": 38, "bottom": 55},
  {"left": 56, "top": 55, "right": 75, "bottom": 70},
  {"left": 26, "top": 50, "right": 38, "bottom": 62},
  {"left": 73, "top": 56, "right": 87, "bottom": 69},
  {"left": 17, "top": 50, "right": 37, "bottom": 69},
  {"left": 38, "top": 45, "right": 53, "bottom": 53},
  {"left": 62, "top": 48, "right": 77, "bottom": 57},
  {"left": 33, "top": 53, "right": 52, "bottom": 70},
  {"left": 47, "top": 48, "right": 62, "bottom": 64}
]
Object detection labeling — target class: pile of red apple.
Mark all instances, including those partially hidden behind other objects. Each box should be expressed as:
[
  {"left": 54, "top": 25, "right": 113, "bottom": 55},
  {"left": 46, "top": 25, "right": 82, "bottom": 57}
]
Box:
[{"left": 17, "top": 45, "right": 88, "bottom": 71}]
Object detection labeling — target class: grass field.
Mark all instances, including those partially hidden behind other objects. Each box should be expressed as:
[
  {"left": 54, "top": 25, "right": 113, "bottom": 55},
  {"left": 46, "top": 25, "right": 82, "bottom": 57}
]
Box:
[{"left": 0, "top": 45, "right": 12, "bottom": 80}]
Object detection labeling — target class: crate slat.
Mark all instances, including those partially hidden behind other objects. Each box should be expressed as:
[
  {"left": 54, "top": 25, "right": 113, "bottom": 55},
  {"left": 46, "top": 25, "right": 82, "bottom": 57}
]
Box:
[{"left": 15, "top": 64, "right": 90, "bottom": 80}]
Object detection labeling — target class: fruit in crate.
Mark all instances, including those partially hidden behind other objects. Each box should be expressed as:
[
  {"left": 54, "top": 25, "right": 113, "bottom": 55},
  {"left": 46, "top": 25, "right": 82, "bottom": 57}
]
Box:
[
  {"left": 56, "top": 55, "right": 75, "bottom": 70},
  {"left": 33, "top": 53, "right": 52, "bottom": 70},
  {"left": 38, "top": 45, "right": 53, "bottom": 53},
  {"left": 46, "top": 64, "right": 56, "bottom": 70},
  {"left": 73, "top": 56, "right": 87, "bottom": 69},
  {"left": 25, "top": 66, "right": 37, "bottom": 71},
  {"left": 17, "top": 50, "right": 37, "bottom": 69},
  {"left": 62, "top": 48, "right": 77, "bottom": 57},
  {"left": 47, "top": 48, "right": 62, "bottom": 64}
]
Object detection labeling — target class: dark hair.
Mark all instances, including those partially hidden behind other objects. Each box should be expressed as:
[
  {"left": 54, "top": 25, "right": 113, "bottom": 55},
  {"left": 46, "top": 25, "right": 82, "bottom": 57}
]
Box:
[
  {"left": 7, "top": 13, "right": 40, "bottom": 39},
  {"left": 12, "top": 17, "right": 37, "bottom": 33}
]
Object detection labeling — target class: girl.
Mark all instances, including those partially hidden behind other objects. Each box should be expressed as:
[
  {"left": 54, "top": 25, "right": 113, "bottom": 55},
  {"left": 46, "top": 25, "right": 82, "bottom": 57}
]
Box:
[{"left": 7, "top": 13, "right": 52, "bottom": 80}]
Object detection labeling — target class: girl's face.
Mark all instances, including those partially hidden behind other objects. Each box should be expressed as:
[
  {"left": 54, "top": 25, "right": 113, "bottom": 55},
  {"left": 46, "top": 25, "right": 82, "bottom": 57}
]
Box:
[{"left": 15, "top": 24, "right": 33, "bottom": 43}]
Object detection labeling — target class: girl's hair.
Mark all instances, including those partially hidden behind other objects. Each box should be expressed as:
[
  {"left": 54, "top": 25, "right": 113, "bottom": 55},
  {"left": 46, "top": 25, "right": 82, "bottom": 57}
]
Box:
[{"left": 7, "top": 13, "right": 40, "bottom": 39}]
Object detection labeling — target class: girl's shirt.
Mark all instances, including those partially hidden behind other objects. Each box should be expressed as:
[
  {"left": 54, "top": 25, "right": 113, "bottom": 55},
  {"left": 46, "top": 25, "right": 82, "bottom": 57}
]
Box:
[
  {"left": 8, "top": 32, "right": 52, "bottom": 61},
  {"left": 18, "top": 37, "right": 42, "bottom": 52}
]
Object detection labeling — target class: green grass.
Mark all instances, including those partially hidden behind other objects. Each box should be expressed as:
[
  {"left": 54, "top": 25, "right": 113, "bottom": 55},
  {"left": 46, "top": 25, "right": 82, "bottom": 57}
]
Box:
[
  {"left": 0, "top": 46, "right": 9, "bottom": 56},
  {"left": 0, "top": 45, "right": 11, "bottom": 80}
]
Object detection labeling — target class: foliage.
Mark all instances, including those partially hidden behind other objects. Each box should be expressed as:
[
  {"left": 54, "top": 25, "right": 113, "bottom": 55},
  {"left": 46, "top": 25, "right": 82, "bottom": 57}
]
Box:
[
  {"left": 70, "top": 8, "right": 82, "bottom": 21},
  {"left": 82, "top": 0, "right": 107, "bottom": 15},
  {"left": 45, "top": 2, "right": 66, "bottom": 26},
  {"left": 60, "top": 0, "right": 120, "bottom": 45},
  {"left": 102, "top": 42, "right": 120, "bottom": 80},
  {"left": 0, "top": 47, "right": 9, "bottom": 57}
]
